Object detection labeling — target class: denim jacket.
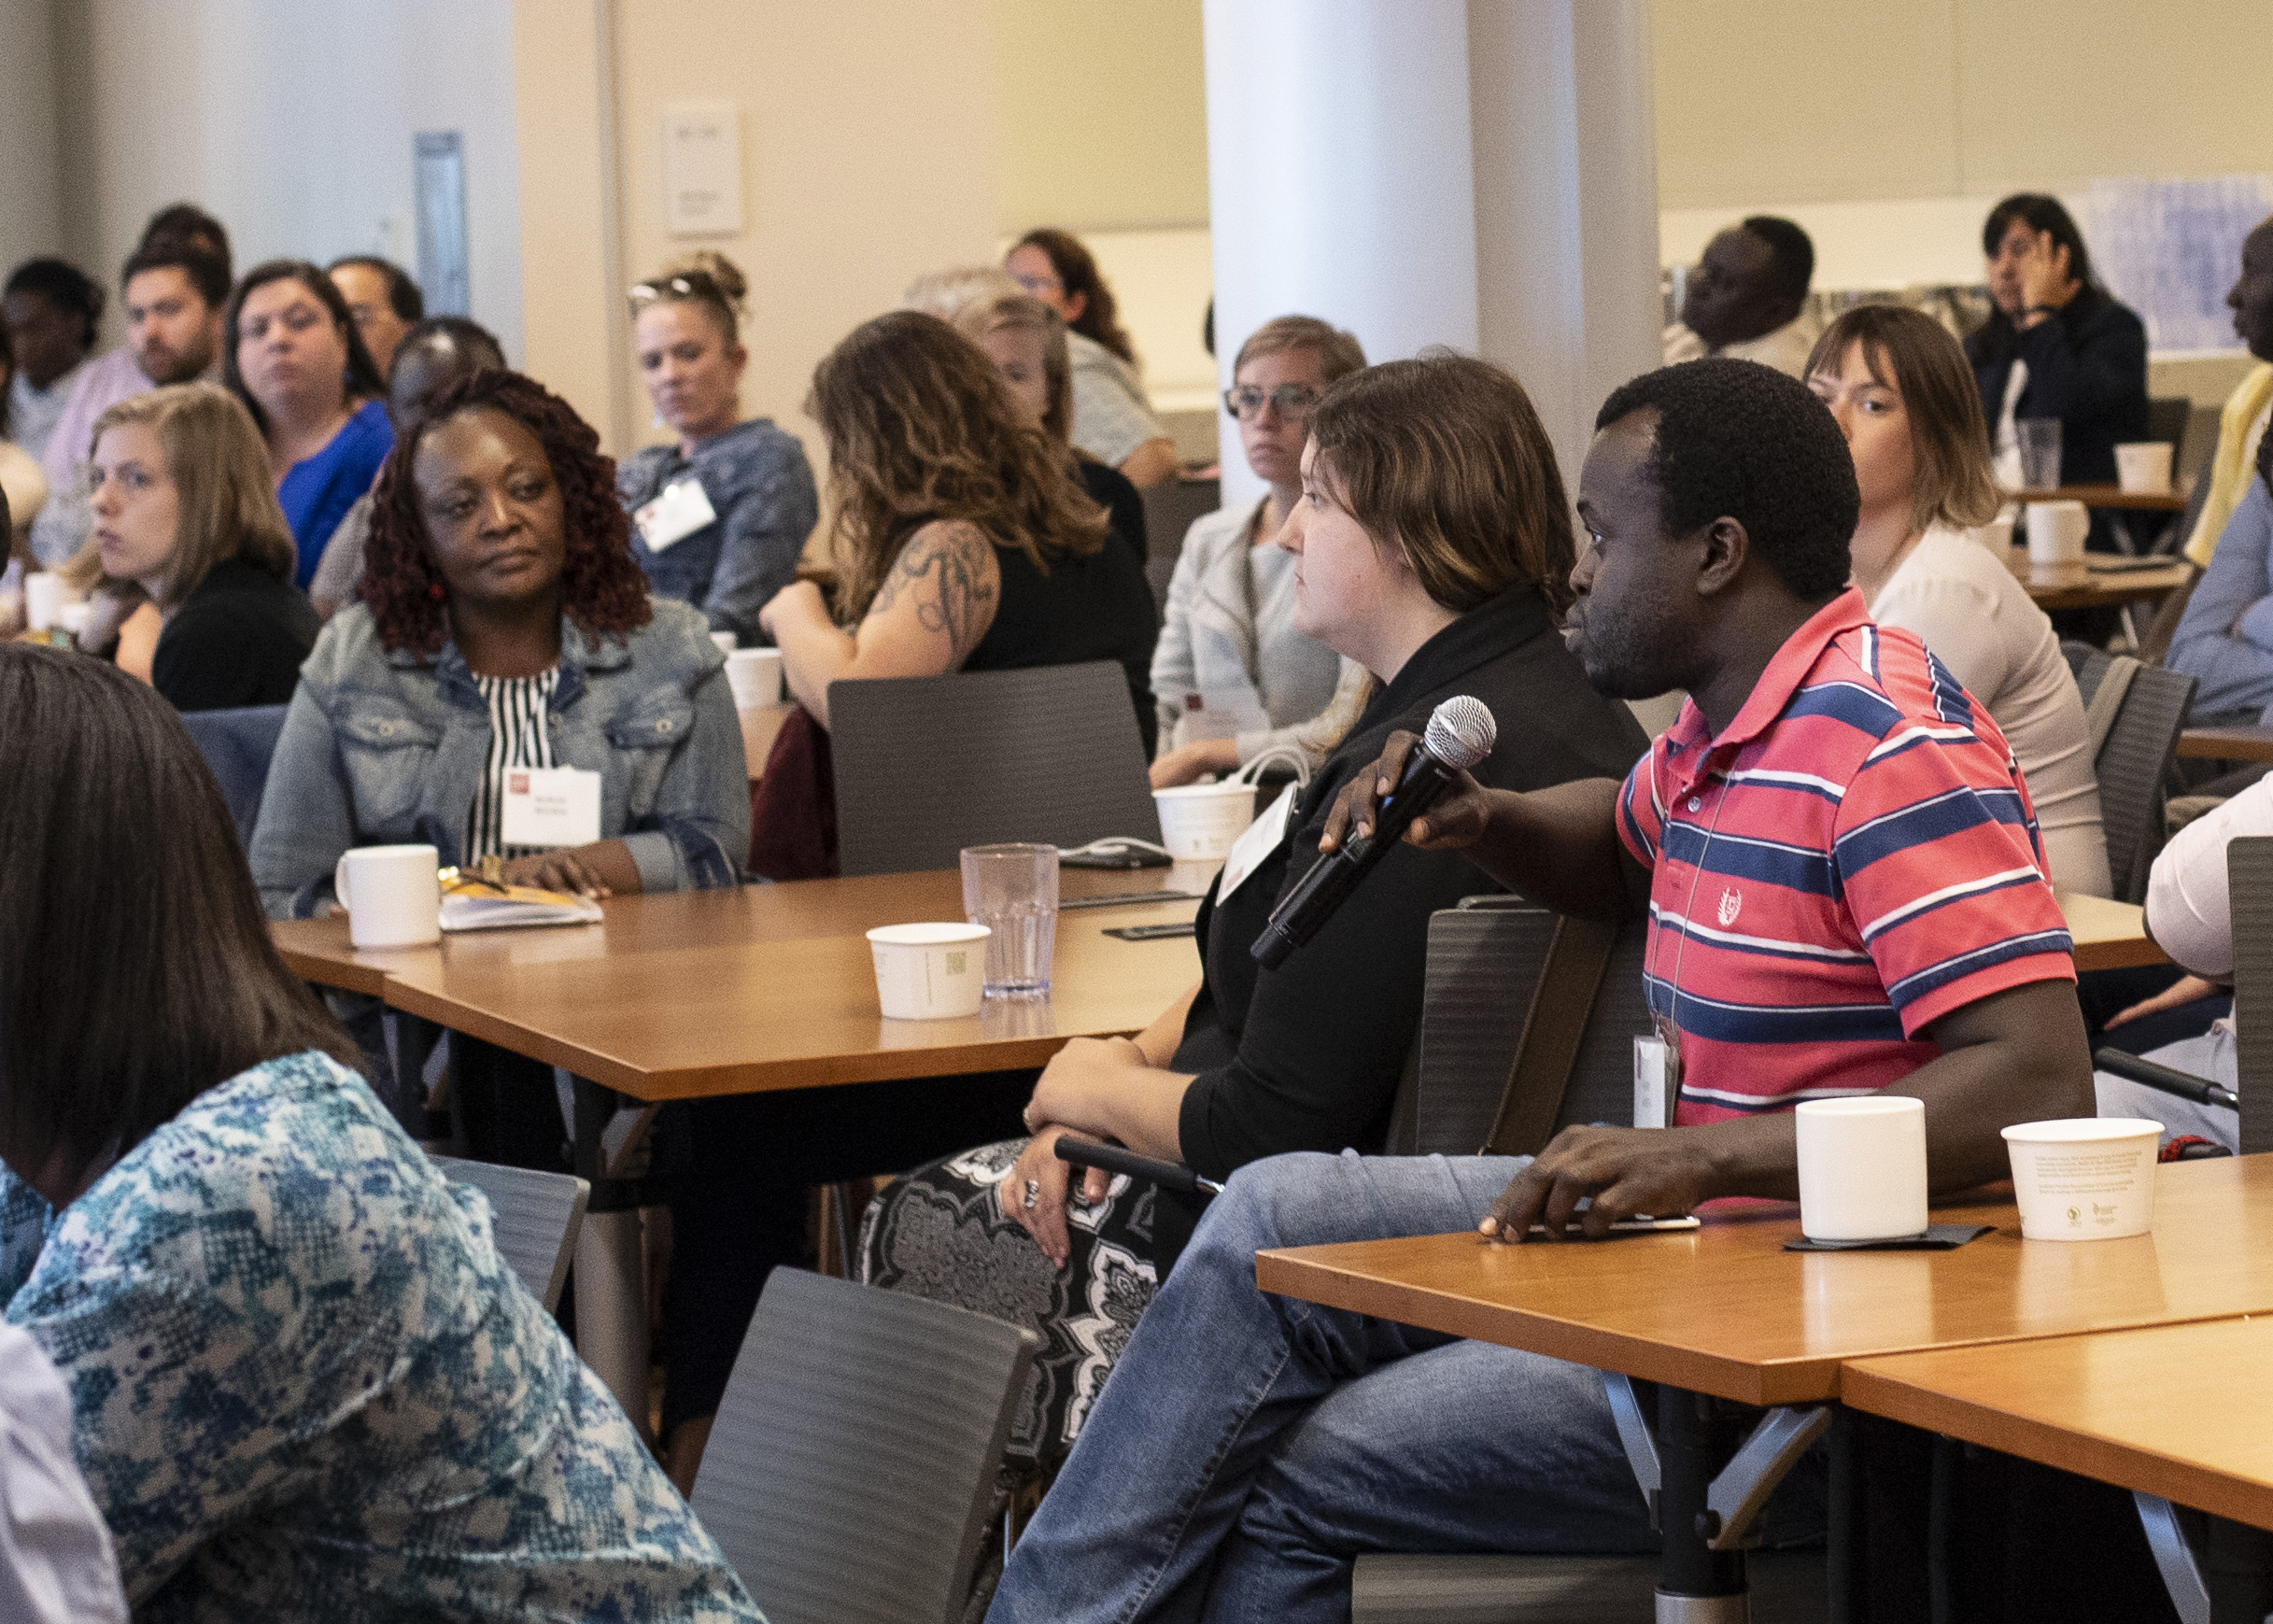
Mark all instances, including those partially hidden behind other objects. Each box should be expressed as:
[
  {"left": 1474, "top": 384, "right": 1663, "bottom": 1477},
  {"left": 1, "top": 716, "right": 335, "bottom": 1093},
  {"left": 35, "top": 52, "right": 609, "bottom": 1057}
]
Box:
[
  {"left": 616, "top": 418, "right": 819, "bottom": 646},
  {"left": 250, "top": 597, "right": 749, "bottom": 920}
]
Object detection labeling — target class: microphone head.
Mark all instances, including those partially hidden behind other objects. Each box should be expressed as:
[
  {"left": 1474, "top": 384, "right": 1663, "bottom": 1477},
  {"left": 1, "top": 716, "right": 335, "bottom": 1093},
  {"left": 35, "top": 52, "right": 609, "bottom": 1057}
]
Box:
[{"left": 1423, "top": 695, "right": 1497, "bottom": 770}]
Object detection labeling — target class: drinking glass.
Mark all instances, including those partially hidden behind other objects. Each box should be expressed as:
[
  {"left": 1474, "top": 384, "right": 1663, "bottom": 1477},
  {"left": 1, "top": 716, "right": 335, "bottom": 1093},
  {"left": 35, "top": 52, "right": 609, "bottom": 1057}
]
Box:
[
  {"left": 2016, "top": 418, "right": 2063, "bottom": 490},
  {"left": 960, "top": 843, "right": 1059, "bottom": 999}
]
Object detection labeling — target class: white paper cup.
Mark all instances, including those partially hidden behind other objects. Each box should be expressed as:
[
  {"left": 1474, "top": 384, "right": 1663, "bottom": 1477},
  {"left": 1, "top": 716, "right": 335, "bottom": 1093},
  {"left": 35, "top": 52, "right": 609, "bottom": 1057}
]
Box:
[
  {"left": 2025, "top": 500, "right": 2090, "bottom": 567},
  {"left": 2002, "top": 1118, "right": 2162, "bottom": 1241},
  {"left": 2114, "top": 442, "right": 2174, "bottom": 496},
  {"left": 867, "top": 922, "right": 990, "bottom": 1020},
  {"left": 1796, "top": 1095, "right": 1928, "bottom": 1241},
  {"left": 22, "top": 572, "right": 77, "bottom": 633},
  {"left": 709, "top": 630, "right": 739, "bottom": 654},
  {"left": 1153, "top": 782, "right": 1258, "bottom": 860},
  {"left": 332, "top": 843, "right": 443, "bottom": 949},
  {"left": 726, "top": 647, "right": 783, "bottom": 708}
]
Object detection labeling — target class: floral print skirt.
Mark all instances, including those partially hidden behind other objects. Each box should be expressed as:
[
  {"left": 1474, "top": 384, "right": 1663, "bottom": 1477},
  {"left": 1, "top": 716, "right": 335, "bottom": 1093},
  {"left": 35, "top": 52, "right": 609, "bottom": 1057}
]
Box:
[{"left": 858, "top": 1137, "right": 1160, "bottom": 1461}]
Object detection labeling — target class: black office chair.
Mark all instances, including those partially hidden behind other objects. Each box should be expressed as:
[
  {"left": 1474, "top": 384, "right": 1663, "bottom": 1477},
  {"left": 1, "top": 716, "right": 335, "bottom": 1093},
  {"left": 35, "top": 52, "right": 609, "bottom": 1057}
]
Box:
[
  {"left": 2064, "top": 643, "right": 2197, "bottom": 901},
  {"left": 179, "top": 703, "right": 289, "bottom": 850}
]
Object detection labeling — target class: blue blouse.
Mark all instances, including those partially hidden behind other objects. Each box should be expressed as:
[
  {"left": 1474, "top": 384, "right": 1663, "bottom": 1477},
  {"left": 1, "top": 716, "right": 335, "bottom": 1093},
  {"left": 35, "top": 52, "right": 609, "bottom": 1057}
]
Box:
[
  {"left": 277, "top": 400, "right": 392, "bottom": 590},
  {"left": 0, "top": 1051, "right": 757, "bottom": 1620}
]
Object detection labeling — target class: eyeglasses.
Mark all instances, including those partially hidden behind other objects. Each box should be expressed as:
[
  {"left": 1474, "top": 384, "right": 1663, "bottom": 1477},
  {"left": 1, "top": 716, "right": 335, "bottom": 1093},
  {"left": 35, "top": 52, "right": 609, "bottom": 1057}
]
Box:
[
  {"left": 1009, "top": 270, "right": 1064, "bottom": 298},
  {"left": 1223, "top": 384, "right": 1320, "bottom": 421},
  {"left": 628, "top": 272, "right": 722, "bottom": 311}
]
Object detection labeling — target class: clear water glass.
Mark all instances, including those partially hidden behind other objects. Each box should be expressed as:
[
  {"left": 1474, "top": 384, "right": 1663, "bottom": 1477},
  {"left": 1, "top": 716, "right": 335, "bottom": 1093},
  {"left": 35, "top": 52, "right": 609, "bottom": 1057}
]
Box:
[
  {"left": 2016, "top": 417, "right": 2063, "bottom": 490},
  {"left": 960, "top": 843, "right": 1060, "bottom": 999}
]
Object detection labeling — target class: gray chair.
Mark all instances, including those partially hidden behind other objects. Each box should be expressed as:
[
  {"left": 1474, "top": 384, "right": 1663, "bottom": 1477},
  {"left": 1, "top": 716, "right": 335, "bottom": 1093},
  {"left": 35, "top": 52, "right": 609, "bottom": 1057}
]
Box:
[
  {"left": 1355, "top": 900, "right": 1825, "bottom": 1624},
  {"left": 1139, "top": 476, "right": 1221, "bottom": 615},
  {"left": 829, "top": 661, "right": 1159, "bottom": 876},
  {"left": 428, "top": 1155, "right": 589, "bottom": 1316},
  {"left": 690, "top": 1267, "right": 1039, "bottom": 1624},
  {"left": 2224, "top": 836, "right": 2273, "bottom": 1159},
  {"left": 178, "top": 703, "right": 289, "bottom": 850},
  {"left": 2065, "top": 643, "right": 2197, "bottom": 902}
]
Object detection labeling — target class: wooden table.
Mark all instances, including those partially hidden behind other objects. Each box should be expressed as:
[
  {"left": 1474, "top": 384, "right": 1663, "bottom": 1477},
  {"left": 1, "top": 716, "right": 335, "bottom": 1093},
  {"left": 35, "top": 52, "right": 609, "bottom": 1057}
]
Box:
[
  {"left": 1257, "top": 1157, "right": 2273, "bottom": 1616},
  {"left": 2179, "top": 724, "right": 2273, "bottom": 764},
  {"left": 1843, "top": 1317, "right": 2273, "bottom": 1534},
  {"left": 2010, "top": 483, "right": 2190, "bottom": 514},
  {"left": 2060, "top": 890, "right": 2166, "bottom": 973},
  {"left": 274, "top": 865, "right": 1212, "bottom": 1100},
  {"left": 2003, "top": 544, "right": 2193, "bottom": 612}
]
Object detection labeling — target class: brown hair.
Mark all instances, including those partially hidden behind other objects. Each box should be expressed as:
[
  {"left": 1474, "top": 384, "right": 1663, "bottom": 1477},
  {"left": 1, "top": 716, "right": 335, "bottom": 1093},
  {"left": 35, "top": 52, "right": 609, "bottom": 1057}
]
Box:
[
  {"left": 629, "top": 248, "right": 748, "bottom": 346},
  {"left": 1806, "top": 304, "right": 2001, "bottom": 536},
  {"left": 1233, "top": 315, "right": 1367, "bottom": 386},
  {"left": 83, "top": 382, "right": 298, "bottom": 609},
  {"left": 810, "top": 311, "right": 1108, "bottom": 622},
  {"left": 1306, "top": 352, "right": 1577, "bottom": 615},
  {"left": 951, "top": 291, "right": 1074, "bottom": 445},
  {"left": 222, "top": 259, "right": 387, "bottom": 434},
  {"left": 1011, "top": 228, "right": 1136, "bottom": 366},
  {"left": 0, "top": 645, "right": 361, "bottom": 1187}
]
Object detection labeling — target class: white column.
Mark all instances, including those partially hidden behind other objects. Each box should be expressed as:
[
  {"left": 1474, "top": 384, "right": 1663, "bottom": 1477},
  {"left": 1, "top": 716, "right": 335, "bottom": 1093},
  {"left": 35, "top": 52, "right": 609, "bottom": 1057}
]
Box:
[{"left": 1203, "top": 0, "right": 1660, "bottom": 505}]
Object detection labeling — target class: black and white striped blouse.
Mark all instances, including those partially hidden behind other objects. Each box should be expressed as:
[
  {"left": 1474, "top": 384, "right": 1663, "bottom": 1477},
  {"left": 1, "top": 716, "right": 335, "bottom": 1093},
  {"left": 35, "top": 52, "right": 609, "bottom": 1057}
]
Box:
[{"left": 465, "top": 669, "right": 559, "bottom": 863}]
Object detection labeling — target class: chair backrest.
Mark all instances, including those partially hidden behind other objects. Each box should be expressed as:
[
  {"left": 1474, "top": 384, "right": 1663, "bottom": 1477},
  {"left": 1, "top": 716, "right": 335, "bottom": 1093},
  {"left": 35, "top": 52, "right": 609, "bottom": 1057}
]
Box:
[
  {"left": 429, "top": 1154, "right": 589, "bottom": 1316},
  {"left": 1139, "top": 475, "right": 1220, "bottom": 565},
  {"left": 2064, "top": 642, "right": 2197, "bottom": 902},
  {"left": 1412, "top": 900, "right": 1652, "bottom": 1154},
  {"left": 2226, "top": 837, "right": 2273, "bottom": 1158},
  {"left": 2146, "top": 396, "right": 2191, "bottom": 470},
  {"left": 829, "top": 661, "right": 1159, "bottom": 876},
  {"left": 691, "top": 1267, "right": 1039, "bottom": 1624},
  {"left": 178, "top": 704, "right": 289, "bottom": 850}
]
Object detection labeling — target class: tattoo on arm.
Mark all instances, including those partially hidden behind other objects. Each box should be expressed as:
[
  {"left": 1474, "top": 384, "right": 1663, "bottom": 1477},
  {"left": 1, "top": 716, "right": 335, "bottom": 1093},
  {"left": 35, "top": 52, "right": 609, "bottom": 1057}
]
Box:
[{"left": 869, "top": 523, "right": 998, "bottom": 666}]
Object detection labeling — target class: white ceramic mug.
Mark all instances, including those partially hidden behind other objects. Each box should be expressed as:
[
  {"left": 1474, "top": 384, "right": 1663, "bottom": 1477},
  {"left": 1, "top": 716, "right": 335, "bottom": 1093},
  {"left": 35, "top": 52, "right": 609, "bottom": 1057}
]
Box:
[
  {"left": 726, "top": 647, "right": 784, "bottom": 709},
  {"left": 1796, "top": 1095, "right": 1928, "bottom": 1241},
  {"left": 22, "top": 572, "right": 74, "bottom": 633},
  {"left": 2002, "top": 1118, "right": 2162, "bottom": 1241},
  {"left": 867, "top": 922, "right": 990, "bottom": 1019},
  {"left": 2025, "top": 500, "right": 2090, "bottom": 567},
  {"left": 332, "top": 844, "right": 443, "bottom": 949},
  {"left": 2113, "top": 442, "right": 2174, "bottom": 496}
]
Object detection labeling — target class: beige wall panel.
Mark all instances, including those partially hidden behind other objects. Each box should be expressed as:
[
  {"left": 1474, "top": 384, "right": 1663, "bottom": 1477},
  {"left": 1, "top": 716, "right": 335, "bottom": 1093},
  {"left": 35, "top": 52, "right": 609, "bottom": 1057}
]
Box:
[
  {"left": 0, "top": 0, "right": 62, "bottom": 278},
  {"left": 990, "top": 0, "right": 1209, "bottom": 233},
  {"left": 610, "top": 0, "right": 1001, "bottom": 473},
  {"left": 1652, "top": 0, "right": 1960, "bottom": 208},
  {"left": 1954, "top": 0, "right": 2273, "bottom": 192}
]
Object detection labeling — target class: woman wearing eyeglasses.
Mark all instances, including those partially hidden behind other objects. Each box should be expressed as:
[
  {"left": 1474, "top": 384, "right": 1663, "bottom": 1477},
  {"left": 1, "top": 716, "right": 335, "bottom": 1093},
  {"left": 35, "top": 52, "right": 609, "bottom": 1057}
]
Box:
[
  {"left": 617, "top": 252, "right": 819, "bottom": 647},
  {"left": 1148, "top": 317, "right": 1367, "bottom": 789}
]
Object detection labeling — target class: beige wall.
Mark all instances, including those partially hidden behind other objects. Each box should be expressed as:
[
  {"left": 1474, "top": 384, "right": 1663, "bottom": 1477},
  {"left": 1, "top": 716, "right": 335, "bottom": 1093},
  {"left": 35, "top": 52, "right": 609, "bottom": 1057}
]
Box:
[
  {"left": 48, "top": 0, "right": 525, "bottom": 358},
  {"left": 990, "top": 0, "right": 1209, "bottom": 234},
  {"left": 1655, "top": 0, "right": 2273, "bottom": 211},
  {"left": 0, "top": 0, "right": 63, "bottom": 279}
]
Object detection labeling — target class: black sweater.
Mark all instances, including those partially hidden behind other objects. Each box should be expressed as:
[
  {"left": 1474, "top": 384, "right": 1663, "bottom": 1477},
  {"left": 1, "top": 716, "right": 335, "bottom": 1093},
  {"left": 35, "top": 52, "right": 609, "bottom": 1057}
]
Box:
[
  {"left": 152, "top": 558, "right": 321, "bottom": 713},
  {"left": 1156, "top": 581, "right": 1650, "bottom": 1266},
  {"left": 1968, "top": 291, "right": 2150, "bottom": 489}
]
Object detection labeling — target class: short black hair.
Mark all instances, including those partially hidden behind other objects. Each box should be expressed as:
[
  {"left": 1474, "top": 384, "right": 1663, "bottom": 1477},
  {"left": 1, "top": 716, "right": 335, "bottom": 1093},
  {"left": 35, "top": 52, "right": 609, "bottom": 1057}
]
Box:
[
  {"left": 388, "top": 315, "right": 505, "bottom": 385},
  {"left": 329, "top": 254, "right": 425, "bottom": 323},
  {"left": 120, "top": 239, "right": 231, "bottom": 311},
  {"left": 1740, "top": 216, "right": 1814, "bottom": 304},
  {"left": 138, "top": 203, "right": 233, "bottom": 280},
  {"left": 2, "top": 258, "right": 104, "bottom": 350},
  {"left": 1595, "top": 358, "right": 1857, "bottom": 600}
]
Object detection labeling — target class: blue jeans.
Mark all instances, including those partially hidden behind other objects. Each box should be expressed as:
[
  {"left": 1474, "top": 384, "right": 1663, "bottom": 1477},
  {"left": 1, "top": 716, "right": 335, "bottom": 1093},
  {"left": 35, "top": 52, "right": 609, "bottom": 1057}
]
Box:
[{"left": 985, "top": 1150, "right": 1659, "bottom": 1624}]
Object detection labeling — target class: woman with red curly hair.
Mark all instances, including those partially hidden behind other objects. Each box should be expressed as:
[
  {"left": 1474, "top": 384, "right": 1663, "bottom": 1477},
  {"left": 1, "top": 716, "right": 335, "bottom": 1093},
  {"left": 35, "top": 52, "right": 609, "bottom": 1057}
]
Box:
[{"left": 248, "top": 370, "right": 748, "bottom": 1152}]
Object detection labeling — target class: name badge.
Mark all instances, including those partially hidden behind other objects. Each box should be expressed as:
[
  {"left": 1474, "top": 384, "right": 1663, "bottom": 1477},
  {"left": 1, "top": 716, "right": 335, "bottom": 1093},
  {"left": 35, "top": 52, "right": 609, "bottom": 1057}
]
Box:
[
  {"left": 1633, "top": 1037, "right": 1673, "bottom": 1130},
  {"left": 1219, "top": 784, "right": 1298, "bottom": 902},
  {"left": 501, "top": 766, "right": 603, "bottom": 849},
  {"left": 633, "top": 475, "right": 717, "bottom": 554}
]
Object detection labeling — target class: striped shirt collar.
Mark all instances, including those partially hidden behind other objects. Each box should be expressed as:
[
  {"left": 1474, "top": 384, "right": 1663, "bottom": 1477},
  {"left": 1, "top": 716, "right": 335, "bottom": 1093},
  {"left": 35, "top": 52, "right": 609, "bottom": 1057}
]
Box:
[{"left": 1662, "top": 586, "right": 1871, "bottom": 795}]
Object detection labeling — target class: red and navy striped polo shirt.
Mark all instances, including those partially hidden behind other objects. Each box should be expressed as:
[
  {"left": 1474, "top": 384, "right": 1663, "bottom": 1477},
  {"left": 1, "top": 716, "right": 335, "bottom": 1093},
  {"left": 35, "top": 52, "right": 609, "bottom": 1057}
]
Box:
[{"left": 1616, "top": 587, "right": 2075, "bottom": 1123}]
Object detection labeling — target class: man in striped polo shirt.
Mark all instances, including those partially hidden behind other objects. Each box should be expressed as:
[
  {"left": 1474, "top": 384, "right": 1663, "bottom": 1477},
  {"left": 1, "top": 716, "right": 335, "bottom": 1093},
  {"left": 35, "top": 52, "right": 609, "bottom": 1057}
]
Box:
[{"left": 987, "top": 360, "right": 2094, "bottom": 1624}]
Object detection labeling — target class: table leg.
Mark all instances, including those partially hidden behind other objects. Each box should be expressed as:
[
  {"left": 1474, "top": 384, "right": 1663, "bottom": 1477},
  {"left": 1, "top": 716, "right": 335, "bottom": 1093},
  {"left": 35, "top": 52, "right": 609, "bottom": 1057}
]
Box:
[
  {"left": 571, "top": 1077, "right": 652, "bottom": 1443},
  {"left": 1656, "top": 1385, "right": 1749, "bottom": 1621},
  {"left": 1828, "top": 1407, "right": 1861, "bottom": 1624}
]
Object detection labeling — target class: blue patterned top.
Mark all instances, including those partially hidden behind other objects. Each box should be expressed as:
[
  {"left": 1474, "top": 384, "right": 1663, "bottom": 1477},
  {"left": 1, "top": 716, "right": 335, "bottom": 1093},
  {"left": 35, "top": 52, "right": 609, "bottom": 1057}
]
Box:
[{"left": 0, "top": 1051, "right": 760, "bottom": 1621}]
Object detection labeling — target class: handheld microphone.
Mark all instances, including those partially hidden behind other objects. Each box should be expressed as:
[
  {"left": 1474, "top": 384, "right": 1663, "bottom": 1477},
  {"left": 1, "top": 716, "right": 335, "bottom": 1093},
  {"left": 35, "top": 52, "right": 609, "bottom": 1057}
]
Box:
[{"left": 1249, "top": 695, "right": 1497, "bottom": 969}]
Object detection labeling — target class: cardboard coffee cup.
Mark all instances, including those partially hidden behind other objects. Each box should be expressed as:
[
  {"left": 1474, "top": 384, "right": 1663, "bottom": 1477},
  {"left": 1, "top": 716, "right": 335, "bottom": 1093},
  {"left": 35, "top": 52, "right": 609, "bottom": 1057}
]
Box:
[
  {"left": 867, "top": 922, "right": 989, "bottom": 1019},
  {"left": 2002, "top": 1118, "right": 2162, "bottom": 1241}
]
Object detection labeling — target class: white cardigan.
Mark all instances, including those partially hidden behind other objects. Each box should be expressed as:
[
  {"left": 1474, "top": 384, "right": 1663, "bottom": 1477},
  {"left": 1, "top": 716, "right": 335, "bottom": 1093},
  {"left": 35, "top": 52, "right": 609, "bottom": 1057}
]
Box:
[{"left": 1149, "top": 499, "right": 1351, "bottom": 763}]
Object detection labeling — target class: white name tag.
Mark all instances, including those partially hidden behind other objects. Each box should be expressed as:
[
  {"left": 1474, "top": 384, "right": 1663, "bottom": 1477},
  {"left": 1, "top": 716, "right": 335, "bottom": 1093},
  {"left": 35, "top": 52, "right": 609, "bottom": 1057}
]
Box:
[
  {"left": 633, "top": 475, "right": 717, "bottom": 554},
  {"left": 501, "top": 766, "right": 603, "bottom": 849},
  {"left": 1220, "top": 784, "right": 1298, "bottom": 902},
  {"left": 1633, "top": 1036, "right": 1672, "bottom": 1129},
  {"left": 1171, "top": 686, "right": 1272, "bottom": 750}
]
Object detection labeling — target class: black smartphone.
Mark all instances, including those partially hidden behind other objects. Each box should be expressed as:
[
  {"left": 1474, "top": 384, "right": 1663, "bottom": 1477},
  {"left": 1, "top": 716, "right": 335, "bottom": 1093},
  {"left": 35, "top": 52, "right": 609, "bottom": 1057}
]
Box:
[{"left": 1105, "top": 922, "right": 1198, "bottom": 941}]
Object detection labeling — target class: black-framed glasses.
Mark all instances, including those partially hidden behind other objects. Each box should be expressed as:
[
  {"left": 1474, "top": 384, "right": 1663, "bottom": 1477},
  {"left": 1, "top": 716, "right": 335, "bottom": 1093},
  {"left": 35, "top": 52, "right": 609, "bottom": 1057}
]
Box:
[{"left": 1223, "top": 384, "right": 1320, "bottom": 420}]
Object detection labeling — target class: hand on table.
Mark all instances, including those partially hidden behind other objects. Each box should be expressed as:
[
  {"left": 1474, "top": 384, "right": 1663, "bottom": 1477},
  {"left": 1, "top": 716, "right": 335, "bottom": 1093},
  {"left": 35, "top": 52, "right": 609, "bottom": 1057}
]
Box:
[
  {"left": 1477, "top": 1124, "right": 1716, "bottom": 1242},
  {"left": 1149, "top": 738, "right": 1240, "bottom": 790},
  {"left": 2105, "top": 972, "right": 2224, "bottom": 1030},
  {"left": 1003, "top": 1124, "right": 1108, "bottom": 1268},
  {"left": 1318, "top": 727, "right": 1492, "bottom": 854},
  {"left": 497, "top": 849, "right": 615, "bottom": 898}
]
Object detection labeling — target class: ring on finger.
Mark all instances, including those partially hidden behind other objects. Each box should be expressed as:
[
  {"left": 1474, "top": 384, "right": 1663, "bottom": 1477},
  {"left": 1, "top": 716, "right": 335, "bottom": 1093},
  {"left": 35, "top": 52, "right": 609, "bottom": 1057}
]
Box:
[{"left": 1023, "top": 1179, "right": 1040, "bottom": 1210}]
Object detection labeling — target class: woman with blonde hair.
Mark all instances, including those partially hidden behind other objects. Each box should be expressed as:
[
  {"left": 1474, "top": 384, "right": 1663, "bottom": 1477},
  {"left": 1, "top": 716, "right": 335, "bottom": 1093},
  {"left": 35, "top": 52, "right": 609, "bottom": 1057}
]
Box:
[
  {"left": 759, "top": 309, "right": 1155, "bottom": 741},
  {"left": 78, "top": 381, "right": 318, "bottom": 711},
  {"left": 856, "top": 353, "right": 1649, "bottom": 1463},
  {"left": 1806, "top": 303, "right": 2110, "bottom": 894}
]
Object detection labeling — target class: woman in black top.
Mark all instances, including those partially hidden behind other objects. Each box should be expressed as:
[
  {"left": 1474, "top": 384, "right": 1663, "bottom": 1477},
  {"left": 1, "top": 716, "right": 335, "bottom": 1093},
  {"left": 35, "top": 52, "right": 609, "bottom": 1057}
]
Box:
[
  {"left": 82, "top": 382, "right": 318, "bottom": 712},
  {"left": 859, "top": 354, "right": 1650, "bottom": 1459},
  {"left": 1967, "top": 194, "right": 2149, "bottom": 514}
]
